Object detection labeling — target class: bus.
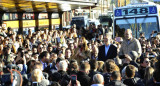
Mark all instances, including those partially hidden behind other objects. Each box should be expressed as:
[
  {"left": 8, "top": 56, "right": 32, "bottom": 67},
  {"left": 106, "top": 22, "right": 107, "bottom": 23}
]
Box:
[
  {"left": 71, "top": 16, "right": 89, "bottom": 29},
  {"left": 113, "top": 2, "right": 160, "bottom": 38},
  {"left": 99, "top": 15, "right": 112, "bottom": 27}
]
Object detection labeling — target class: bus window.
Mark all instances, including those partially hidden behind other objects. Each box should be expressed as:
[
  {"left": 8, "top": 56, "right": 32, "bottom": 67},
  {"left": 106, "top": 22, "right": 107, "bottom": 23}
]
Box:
[
  {"left": 136, "top": 17, "right": 158, "bottom": 38},
  {"left": 115, "top": 17, "right": 159, "bottom": 38},
  {"left": 115, "top": 18, "right": 136, "bottom": 37}
]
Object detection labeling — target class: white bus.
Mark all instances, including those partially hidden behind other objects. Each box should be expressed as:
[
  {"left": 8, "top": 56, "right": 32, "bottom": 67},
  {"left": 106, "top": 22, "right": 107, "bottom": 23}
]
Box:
[
  {"left": 71, "top": 16, "right": 89, "bottom": 29},
  {"left": 114, "top": 2, "right": 160, "bottom": 38}
]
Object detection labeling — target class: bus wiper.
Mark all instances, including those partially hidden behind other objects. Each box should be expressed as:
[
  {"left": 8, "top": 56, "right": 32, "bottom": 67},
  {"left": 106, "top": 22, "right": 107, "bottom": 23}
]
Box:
[
  {"left": 123, "top": 18, "right": 134, "bottom": 30},
  {"left": 137, "top": 17, "right": 147, "bottom": 32}
]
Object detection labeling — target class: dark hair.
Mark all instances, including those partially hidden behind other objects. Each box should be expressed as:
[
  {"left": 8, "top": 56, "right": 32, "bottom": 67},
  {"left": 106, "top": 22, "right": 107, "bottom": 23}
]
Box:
[
  {"left": 56, "top": 58, "right": 64, "bottom": 64},
  {"left": 48, "top": 43, "right": 53, "bottom": 48},
  {"left": 80, "top": 62, "right": 90, "bottom": 71},
  {"left": 17, "top": 47, "right": 24, "bottom": 52},
  {"left": 153, "top": 70, "right": 160, "bottom": 82},
  {"left": 111, "top": 71, "right": 121, "bottom": 80},
  {"left": 26, "top": 60, "right": 36, "bottom": 74},
  {"left": 70, "top": 62, "right": 78, "bottom": 69},
  {"left": 89, "top": 59, "right": 98, "bottom": 70},
  {"left": 70, "top": 59, "right": 77, "bottom": 64},
  {"left": 65, "top": 48, "right": 71, "bottom": 52},
  {"left": 140, "top": 32, "right": 144, "bottom": 36},
  {"left": 125, "top": 65, "right": 135, "bottom": 78},
  {"left": 140, "top": 56, "right": 148, "bottom": 64},
  {"left": 39, "top": 51, "right": 49, "bottom": 59},
  {"left": 50, "top": 72, "right": 61, "bottom": 82},
  {"left": 50, "top": 81, "right": 61, "bottom": 86},
  {"left": 32, "top": 45, "right": 37, "bottom": 49}
]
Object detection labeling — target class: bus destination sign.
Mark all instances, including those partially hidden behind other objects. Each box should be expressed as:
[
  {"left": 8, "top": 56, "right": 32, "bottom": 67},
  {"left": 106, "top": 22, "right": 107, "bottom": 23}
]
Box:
[{"left": 115, "top": 6, "right": 157, "bottom": 17}]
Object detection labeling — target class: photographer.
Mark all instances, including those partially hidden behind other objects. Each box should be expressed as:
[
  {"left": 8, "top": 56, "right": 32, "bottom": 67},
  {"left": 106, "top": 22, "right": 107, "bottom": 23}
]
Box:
[{"left": 0, "top": 62, "right": 24, "bottom": 86}]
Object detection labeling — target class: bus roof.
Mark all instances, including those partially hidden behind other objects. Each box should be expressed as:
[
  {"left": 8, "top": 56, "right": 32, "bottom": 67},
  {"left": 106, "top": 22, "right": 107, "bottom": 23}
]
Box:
[
  {"left": 72, "top": 16, "right": 88, "bottom": 18},
  {"left": 115, "top": 2, "right": 158, "bottom": 9}
]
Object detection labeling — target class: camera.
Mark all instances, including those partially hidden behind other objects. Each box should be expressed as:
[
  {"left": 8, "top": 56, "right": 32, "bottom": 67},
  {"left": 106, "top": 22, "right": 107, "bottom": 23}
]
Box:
[{"left": 0, "top": 64, "right": 23, "bottom": 86}]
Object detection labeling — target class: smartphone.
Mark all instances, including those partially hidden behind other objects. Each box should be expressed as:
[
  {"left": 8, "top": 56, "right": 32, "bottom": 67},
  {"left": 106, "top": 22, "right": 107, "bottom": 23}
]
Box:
[{"left": 71, "top": 75, "right": 77, "bottom": 86}]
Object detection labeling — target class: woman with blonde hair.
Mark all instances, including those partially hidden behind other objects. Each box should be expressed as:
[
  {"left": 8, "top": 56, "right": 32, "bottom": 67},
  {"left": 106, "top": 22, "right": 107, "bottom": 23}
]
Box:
[
  {"left": 144, "top": 67, "right": 154, "bottom": 86},
  {"left": 72, "top": 37, "right": 91, "bottom": 64},
  {"left": 97, "top": 61, "right": 104, "bottom": 72}
]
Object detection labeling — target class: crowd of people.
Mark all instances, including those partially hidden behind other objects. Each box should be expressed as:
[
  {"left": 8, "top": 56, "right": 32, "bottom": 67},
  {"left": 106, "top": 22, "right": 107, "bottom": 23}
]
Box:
[{"left": 0, "top": 23, "right": 160, "bottom": 86}]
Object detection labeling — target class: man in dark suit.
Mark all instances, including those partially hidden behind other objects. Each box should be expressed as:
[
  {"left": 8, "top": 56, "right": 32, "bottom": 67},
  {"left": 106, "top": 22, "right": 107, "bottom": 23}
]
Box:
[{"left": 98, "top": 33, "right": 117, "bottom": 62}]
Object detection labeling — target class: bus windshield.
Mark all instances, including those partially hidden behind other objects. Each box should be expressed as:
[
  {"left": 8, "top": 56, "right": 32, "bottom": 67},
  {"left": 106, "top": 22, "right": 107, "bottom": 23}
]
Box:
[
  {"left": 115, "top": 17, "right": 158, "bottom": 38},
  {"left": 99, "top": 16, "right": 112, "bottom": 27},
  {"left": 71, "top": 19, "right": 85, "bottom": 26}
]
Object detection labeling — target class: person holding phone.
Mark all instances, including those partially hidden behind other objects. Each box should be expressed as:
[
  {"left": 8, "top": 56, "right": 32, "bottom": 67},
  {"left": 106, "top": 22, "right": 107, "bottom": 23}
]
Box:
[
  {"left": 71, "top": 75, "right": 77, "bottom": 86},
  {"left": 67, "top": 79, "right": 81, "bottom": 86},
  {"left": 77, "top": 62, "right": 91, "bottom": 86}
]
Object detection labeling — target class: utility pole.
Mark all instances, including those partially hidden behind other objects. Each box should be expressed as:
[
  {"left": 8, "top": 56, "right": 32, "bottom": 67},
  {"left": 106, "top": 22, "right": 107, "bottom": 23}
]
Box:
[
  {"left": 111, "top": 0, "right": 114, "bottom": 11},
  {"left": 90, "top": 6, "right": 91, "bottom": 19}
]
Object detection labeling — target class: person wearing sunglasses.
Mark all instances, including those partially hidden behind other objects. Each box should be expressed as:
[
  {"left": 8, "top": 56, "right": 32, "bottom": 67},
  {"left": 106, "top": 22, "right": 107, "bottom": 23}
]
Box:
[{"left": 139, "top": 56, "right": 150, "bottom": 79}]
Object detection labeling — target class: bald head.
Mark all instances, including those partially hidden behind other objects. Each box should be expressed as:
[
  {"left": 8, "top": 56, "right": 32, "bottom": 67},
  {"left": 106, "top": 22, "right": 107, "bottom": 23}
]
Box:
[
  {"left": 93, "top": 74, "right": 104, "bottom": 84},
  {"left": 125, "top": 29, "right": 132, "bottom": 40},
  {"left": 58, "top": 60, "right": 68, "bottom": 71}
]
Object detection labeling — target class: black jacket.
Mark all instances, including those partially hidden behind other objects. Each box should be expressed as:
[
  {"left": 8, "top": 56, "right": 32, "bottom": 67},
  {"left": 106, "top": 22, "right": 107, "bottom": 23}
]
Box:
[
  {"left": 103, "top": 73, "right": 112, "bottom": 85},
  {"left": 51, "top": 70, "right": 70, "bottom": 86},
  {"left": 77, "top": 71, "right": 91, "bottom": 86},
  {"left": 106, "top": 80, "right": 126, "bottom": 86},
  {"left": 98, "top": 44, "right": 117, "bottom": 62},
  {"left": 88, "top": 70, "right": 99, "bottom": 83},
  {"left": 138, "top": 66, "right": 146, "bottom": 79},
  {"left": 146, "top": 78, "right": 160, "bottom": 86},
  {"left": 123, "top": 77, "right": 144, "bottom": 86}
]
